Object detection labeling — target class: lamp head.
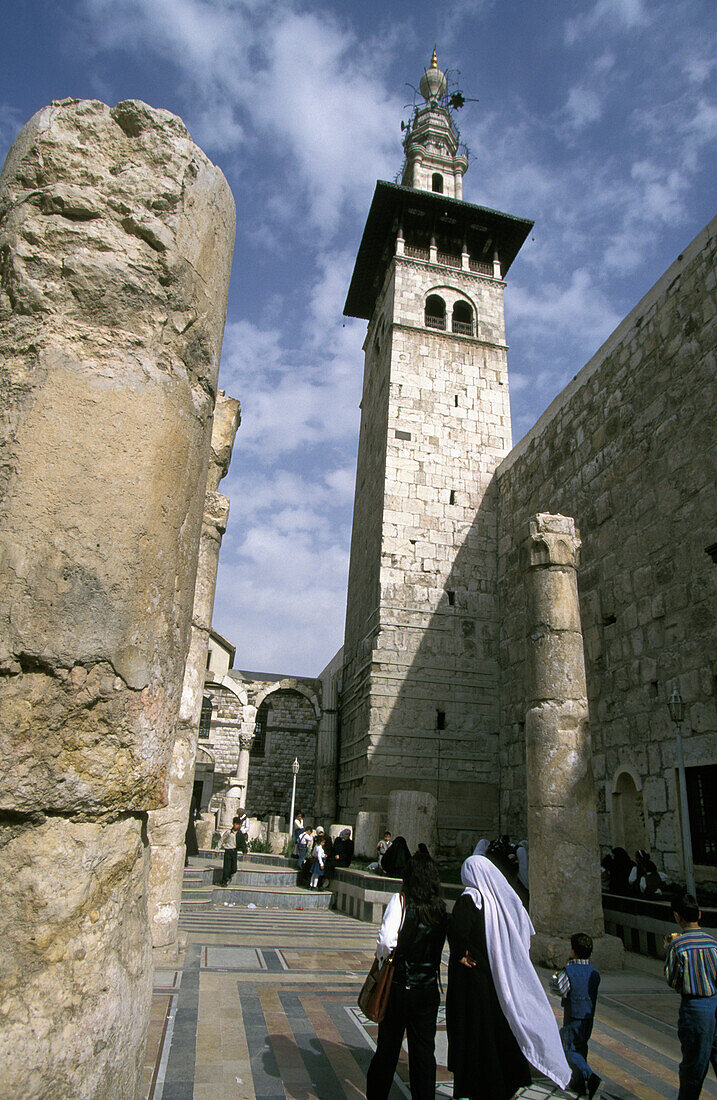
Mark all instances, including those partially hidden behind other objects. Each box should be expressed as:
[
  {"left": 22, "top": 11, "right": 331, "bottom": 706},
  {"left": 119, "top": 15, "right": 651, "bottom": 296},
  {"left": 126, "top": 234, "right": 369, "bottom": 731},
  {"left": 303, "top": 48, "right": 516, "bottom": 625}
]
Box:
[{"left": 668, "top": 684, "right": 684, "bottom": 725}]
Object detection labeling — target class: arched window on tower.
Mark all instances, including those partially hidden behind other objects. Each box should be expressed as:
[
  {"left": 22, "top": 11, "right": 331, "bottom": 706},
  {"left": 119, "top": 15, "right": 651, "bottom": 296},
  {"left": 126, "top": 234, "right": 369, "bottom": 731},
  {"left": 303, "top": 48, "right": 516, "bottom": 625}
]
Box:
[
  {"left": 431, "top": 172, "right": 444, "bottom": 193},
  {"left": 425, "top": 294, "right": 446, "bottom": 331},
  {"left": 451, "top": 300, "right": 474, "bottom": 336}
]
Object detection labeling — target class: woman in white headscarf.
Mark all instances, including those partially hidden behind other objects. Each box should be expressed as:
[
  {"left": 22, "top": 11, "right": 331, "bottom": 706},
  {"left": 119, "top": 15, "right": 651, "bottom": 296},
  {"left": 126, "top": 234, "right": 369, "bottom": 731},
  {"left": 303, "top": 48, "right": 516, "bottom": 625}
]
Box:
[{"left": 446, "top": 855, "right": 570, "bottom": 1100}]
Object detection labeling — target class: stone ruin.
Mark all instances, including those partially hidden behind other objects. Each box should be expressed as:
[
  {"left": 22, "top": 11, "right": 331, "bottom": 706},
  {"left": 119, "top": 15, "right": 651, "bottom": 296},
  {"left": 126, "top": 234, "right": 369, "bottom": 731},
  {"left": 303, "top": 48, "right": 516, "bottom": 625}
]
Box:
[{"left": 0, "top": 98, "right": 236, "bottom": 1098}]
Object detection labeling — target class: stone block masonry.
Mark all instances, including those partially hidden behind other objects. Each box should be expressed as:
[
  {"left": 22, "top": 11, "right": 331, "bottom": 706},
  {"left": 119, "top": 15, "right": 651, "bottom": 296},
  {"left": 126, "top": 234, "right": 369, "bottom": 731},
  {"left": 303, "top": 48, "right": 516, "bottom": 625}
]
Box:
[
  {"left": 497, "top": 218, "right": 717, "bottom": 884},
  {"left": 0, "top": 99, "right": 234, "bottom": 1098},
  {"left": 340, "top": 250, "right": 513, "bottom": 850}
]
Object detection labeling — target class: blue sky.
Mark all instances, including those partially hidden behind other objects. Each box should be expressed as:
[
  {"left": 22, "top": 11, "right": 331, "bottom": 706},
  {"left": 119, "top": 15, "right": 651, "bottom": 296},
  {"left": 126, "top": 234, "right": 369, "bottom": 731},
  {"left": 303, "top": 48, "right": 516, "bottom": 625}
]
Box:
[{"left": 1, "top": 0, "right": 715, "bottom": 676}]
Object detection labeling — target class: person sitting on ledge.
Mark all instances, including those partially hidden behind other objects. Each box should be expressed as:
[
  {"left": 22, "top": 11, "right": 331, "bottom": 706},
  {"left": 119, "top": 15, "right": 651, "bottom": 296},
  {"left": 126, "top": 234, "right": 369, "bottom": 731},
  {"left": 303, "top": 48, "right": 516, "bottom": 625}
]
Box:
[
  {"left": 381, "top": 835, "right": 411, "bottom": 878},
  {"left": 333, "top": 828, "right": 354, "bottom": 868}
]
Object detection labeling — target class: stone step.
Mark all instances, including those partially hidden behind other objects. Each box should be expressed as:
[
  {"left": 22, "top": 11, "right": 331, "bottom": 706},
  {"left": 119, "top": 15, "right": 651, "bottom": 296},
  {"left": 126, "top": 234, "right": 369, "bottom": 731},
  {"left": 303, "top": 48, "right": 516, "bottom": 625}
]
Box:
[
  {"left": 245, "top": 853, "right": 295, "bottom": 868},
  {"left": 202, "top": 865, "right": 300, "bottom": 888},
  {"left": 211, "top": 883, "right": 333, "bottom": 909}
]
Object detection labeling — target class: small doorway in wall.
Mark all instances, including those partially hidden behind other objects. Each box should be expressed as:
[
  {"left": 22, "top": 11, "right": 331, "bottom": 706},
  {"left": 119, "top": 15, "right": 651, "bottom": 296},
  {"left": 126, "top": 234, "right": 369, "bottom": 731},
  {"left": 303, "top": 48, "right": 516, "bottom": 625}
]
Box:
[
  {"left": 432, "top": 172, "right": 444, "bottom": 193},
  {"left": 611, "top": 770, "right": 647, "bottom": 854}
]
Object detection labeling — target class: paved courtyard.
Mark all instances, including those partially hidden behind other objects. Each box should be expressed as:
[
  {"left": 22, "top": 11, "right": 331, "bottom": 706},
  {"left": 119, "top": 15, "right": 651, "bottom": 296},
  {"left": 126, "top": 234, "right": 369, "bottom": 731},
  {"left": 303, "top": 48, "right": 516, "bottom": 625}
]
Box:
[{"left": 142, "top": 861, "right": 717, "bottom": 1100}]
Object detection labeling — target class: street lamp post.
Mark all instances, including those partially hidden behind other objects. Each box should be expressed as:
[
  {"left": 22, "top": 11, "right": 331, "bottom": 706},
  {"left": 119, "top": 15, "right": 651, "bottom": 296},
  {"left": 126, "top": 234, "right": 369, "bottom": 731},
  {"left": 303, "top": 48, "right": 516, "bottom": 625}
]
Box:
[
  {"left": 669, "top": 684, "right": 696, "bottom": 896},
  {"left": 289, "top": 758, "right": 300, "bottom": 842}
]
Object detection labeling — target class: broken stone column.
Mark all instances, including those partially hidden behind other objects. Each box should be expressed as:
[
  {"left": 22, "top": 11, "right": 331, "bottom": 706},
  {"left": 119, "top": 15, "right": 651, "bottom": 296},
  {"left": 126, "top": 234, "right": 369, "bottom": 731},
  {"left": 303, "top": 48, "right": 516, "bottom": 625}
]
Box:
[
  {"left": 522, "top": 514, "right": 623, "bottom": 969},
  {"left": 354, "top": 810, "right": 382, "bottom": 857},
  {"left": 0, "top": 98, "right": 235, "bottom": 1098},
  {"left": 387, "top": 790, "right": 438, "bottom": 855},
  {"left": 147, "top": 391, "right": 241, "bottom": 959}
]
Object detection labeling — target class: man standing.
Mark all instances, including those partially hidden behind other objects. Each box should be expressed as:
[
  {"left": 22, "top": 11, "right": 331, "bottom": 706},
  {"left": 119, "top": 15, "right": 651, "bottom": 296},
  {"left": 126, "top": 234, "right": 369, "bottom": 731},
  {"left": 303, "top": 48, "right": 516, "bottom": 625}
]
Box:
[
  {"left": 665, "top": 893, "right": 717, "bottom": 1100},
  {"left": 220, "top": 816, "right": 241, "bottom": 886}
]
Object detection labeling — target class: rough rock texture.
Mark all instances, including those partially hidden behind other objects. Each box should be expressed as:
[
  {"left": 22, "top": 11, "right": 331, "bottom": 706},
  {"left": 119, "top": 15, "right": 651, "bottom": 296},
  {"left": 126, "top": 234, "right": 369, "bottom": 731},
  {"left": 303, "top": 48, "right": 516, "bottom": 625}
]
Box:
[
  {"left": 147, "top": 392, "right": 240, "bottom": 957},
  {"left": 387, "top": 789, "right": 438, "bottom": 855},
  {"left": 522, "top": 515, "right": 623, "bottom": 969},
  {"left": 0, "top": 98, "right": 235, "bottom": 1097}
]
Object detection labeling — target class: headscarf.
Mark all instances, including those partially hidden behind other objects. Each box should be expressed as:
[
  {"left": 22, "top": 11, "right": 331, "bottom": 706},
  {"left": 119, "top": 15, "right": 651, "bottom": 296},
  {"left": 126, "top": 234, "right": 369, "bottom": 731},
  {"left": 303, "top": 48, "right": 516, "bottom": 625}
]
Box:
[
  {"left": 381, "top": 835, "right": 411, "bottom": 876},
  {"left": 340, "top": 828, "right": 351, "bottom": 839},
  {"left": 473, "top": 838, "right": 490, "bottom": 856},
  {"left": 460, "top": 856, "right": 571, "bottom": 1089}
]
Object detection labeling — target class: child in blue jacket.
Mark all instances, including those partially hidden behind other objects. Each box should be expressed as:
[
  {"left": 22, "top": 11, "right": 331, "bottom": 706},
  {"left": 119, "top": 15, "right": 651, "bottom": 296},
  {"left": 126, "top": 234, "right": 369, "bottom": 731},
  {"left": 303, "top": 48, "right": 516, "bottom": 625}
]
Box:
[{"left": 551, "top": 932, "right": 601, "bottom": 1098}]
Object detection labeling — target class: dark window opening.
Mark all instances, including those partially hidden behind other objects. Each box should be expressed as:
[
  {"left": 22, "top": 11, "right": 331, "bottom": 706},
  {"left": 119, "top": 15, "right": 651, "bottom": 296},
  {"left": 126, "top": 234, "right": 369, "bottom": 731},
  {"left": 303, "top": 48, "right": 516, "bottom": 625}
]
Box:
[
  {"left": 649, "top": 681, "right": 659, "bottom": 698},
  {"left": 449, "top": 489, "right": 456, "bottom": 505},
  {"left": 432, "top": 173, "right": 444, "bottom": 193},
  {"left": 455, "top": 394, "right": 459, "bottom": 407},
  {"left": 686, "top": 764, "right": 717, "bottom": 865},
  {"left": 425, "top": 294, "right": 446, "bottom": 331},
  {"left": 252, "top": 702, "right": 271, "bottom": 757},
  {"left": 198, "top": 695, "right": 213, "bottom": 740},
  {"left": 436, "top": 710, "right": 446, "bottom": 730},
  {"left": 602, "top": 613, "right": 617, "bottom": 626},
  {"left": 452, "top": 300, "right": 474, "bottom": 336},
  {"left": 395, "top": 429, "right": 411, "bottom": 441},
  {"left": 447, "top": 590, "right": 455, "bottom": 606}
]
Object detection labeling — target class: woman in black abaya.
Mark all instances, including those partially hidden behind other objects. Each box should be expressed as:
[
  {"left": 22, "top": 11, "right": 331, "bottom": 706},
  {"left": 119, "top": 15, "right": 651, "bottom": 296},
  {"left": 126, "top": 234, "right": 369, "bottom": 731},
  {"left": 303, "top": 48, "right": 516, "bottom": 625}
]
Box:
[{"left": 446, "top": 856, "right": 570, "bottom": 1100}]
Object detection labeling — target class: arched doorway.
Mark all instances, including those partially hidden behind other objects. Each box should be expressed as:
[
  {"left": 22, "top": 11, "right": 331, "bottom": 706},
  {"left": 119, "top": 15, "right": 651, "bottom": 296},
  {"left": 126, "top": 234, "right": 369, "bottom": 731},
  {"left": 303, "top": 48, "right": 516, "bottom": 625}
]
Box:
[{"left": 611, "top": 769, "right": 647, "bottom": 854}]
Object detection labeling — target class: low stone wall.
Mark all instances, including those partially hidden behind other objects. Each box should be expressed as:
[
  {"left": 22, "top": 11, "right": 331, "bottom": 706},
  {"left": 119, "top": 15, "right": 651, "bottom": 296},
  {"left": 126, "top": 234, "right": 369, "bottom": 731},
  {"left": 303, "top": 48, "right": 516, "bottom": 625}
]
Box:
[
  {"left": 331, "top": 867, "right": 463, "bottom": 923},
  {"left": 603, "top": 893, "right": 717, "bottom": 959}
]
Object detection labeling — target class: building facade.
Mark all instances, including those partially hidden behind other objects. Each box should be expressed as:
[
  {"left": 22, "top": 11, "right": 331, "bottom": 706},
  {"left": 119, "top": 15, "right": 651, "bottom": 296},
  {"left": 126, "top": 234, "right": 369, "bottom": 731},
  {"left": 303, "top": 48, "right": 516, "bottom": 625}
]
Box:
[{"left": 334, "top": 54, "right": 717, "bottom": 886}]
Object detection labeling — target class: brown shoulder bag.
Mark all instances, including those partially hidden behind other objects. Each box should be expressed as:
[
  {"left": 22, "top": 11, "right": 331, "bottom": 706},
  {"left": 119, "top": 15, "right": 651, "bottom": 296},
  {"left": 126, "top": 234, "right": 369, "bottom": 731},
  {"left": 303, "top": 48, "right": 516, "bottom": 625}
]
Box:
[{"left": 357, "top": 896, "right": 405, "bottom": 1023}]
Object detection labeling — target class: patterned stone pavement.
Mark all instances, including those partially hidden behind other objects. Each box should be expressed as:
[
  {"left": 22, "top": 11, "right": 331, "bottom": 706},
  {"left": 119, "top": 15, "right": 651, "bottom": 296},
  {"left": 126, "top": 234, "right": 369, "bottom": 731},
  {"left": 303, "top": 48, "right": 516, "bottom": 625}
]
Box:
[{"left": 142, "top": 864, "right": 717, "bottom": 1100}]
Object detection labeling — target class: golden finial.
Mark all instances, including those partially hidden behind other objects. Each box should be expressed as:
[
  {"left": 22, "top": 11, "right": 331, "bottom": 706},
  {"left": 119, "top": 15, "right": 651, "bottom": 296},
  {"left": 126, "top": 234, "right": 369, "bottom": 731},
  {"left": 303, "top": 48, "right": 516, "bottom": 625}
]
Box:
[{"left": 430, "top": 47, "right": 438, "bottom": 70}]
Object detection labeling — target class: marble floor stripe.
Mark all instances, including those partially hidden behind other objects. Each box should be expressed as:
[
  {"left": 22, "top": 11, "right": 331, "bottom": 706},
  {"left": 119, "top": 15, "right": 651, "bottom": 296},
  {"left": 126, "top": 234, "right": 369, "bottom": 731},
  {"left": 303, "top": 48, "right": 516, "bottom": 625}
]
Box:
[{"left": 296, "top": 992, "right": 369, "bottom": 1099}]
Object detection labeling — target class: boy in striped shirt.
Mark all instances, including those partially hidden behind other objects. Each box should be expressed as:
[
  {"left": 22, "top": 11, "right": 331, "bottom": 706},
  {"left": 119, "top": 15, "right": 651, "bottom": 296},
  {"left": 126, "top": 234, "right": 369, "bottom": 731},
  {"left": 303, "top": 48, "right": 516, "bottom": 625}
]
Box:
[{"left": 664, "top": 893, "right": 717, "bottom": 1100}]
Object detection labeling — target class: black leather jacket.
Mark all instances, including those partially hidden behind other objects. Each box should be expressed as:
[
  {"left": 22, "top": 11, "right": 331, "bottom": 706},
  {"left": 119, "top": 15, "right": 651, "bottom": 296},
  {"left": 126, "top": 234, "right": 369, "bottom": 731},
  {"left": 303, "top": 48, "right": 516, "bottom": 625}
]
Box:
[{"left": 393, "top": 903, "right": 447, "bottom": 989}]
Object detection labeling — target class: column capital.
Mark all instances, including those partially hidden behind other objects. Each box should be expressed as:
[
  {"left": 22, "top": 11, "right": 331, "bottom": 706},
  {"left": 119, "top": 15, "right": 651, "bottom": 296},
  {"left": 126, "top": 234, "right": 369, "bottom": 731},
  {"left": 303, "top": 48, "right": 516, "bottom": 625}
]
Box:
[
  {"left": 238, "top": 728, "right": 255, "bottom": 752},
  {"left": 521, "top": 513, "right": 581, "bottom": 569}
]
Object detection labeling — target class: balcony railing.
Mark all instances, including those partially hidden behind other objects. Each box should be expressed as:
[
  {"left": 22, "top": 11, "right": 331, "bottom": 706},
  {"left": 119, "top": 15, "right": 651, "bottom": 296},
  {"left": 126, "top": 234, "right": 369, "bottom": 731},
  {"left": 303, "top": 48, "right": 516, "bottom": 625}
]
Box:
[
  {"left": 469, "top": 258, "right": 493, "bottom": 275},
  {"left": 425, "top": 314, "right": 446, "bottom": 330},
  {"left": 437, "top": 250, "right": 461, "bottom": 268},
  {"left": 452, "top": 319, "right": 474, "bottom": 336},
  {"left": 405, "top": 244, "right": 430, "bottom": 260}
]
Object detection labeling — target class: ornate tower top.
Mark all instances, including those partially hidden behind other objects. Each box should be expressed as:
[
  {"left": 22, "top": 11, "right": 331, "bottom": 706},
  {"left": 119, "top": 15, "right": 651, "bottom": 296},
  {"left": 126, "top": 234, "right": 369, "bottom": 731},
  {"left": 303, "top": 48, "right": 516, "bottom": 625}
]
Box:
[
  {"left": 402, "top": 50, "right": 468, "bottom": 198},
  {"left": 419, "top": 48, "right": 447, "bottom": 102}
]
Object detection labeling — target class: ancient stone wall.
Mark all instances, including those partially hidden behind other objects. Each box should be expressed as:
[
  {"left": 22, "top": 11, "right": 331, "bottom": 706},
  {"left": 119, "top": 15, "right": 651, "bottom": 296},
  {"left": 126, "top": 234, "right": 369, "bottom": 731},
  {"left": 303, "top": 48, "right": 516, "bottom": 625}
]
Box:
[
  {"left": 496, "top": 218, "right": 717, "bottom": 882},
  {"left": 0, "top": 98, "right": 234, "bottom": 1097},
  {"left": 202, "top": 675, "right": 321, "bottom": 821}
]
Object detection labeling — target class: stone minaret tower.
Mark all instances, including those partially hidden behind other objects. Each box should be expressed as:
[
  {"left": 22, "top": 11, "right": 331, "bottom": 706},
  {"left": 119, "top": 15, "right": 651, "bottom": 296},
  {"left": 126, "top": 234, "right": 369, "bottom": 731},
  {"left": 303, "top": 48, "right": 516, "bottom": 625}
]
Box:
[{"left": 340, "top": 53, "right": 532, "bottom": 850}]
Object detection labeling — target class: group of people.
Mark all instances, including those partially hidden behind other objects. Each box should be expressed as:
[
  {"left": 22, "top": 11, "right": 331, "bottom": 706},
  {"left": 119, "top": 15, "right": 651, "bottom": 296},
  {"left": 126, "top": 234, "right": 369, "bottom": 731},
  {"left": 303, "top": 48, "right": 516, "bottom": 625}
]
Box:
[
  {"left": 367, "top": 846, "right": 576, "bottom": 1100},
  {"left": 293, "top": 813, "right": 355, "bottom": 889},
  {"left": 367, "top": 841, "right": 717, "bottom": 1100},
  {"left": 601, "top": 846, "right": 670, "bottom": 897}
]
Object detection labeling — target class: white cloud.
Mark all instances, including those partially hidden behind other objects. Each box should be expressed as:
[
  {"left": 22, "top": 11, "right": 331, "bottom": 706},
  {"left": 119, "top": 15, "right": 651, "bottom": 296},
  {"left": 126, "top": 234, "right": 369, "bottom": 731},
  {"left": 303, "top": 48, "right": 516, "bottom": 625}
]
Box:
[
  {"left": 508, "top": 269, "right": 621, "bottom": 344},
  {"left": 564, "top": 86, "right": 603, "bottom": 129},
  {"left": 565, "top": 0, "right": 649, "bottom": 45}
]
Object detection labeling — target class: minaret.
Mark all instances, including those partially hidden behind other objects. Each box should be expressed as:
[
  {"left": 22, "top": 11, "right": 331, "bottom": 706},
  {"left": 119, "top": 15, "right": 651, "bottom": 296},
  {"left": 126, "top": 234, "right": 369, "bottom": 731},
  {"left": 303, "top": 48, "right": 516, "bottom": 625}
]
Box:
[{"left": 340, "top": 54, "right": 532, "bottom": 850}]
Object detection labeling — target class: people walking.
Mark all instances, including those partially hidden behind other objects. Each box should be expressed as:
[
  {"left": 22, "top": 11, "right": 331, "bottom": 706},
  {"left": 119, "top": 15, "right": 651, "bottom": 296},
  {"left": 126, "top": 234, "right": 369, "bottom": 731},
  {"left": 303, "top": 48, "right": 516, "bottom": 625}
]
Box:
[
  {"left": 366, "top": 852, "right": 447, "bottom": 1100},
  {"left": 664, "top": 893, "right": 717, "bottom": 1100},
  {"left": 446, "top": 855, "right": 571, "bottom": 1100},
  {"left": 219, "top": 817, "right": 241, "bottom": 886},
  {"left": 551, "top": 933, "right": 601, "bottom": 1097}
]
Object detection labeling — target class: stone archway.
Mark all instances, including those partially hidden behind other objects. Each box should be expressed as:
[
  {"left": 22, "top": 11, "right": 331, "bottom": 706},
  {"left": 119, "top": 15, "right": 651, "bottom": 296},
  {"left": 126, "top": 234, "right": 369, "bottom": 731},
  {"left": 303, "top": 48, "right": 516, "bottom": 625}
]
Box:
[{"left": 611, "top": 768, "right": 648, "bottom": 854}]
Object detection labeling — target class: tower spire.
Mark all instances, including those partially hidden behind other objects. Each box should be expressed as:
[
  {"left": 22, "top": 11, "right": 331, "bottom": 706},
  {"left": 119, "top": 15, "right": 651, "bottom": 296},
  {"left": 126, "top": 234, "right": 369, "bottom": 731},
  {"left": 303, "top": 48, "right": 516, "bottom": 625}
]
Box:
[{"left": 406, "top": 51, "right": 467, "bottom": 197}]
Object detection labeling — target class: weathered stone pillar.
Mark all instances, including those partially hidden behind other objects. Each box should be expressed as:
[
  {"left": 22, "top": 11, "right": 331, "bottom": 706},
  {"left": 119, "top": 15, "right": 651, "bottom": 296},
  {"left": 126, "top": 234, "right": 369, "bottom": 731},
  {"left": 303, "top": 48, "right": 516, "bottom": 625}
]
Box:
[
  {"left": 387, "top": 790, "right": 438, "bottom": 855},
  {"left": 147, "top": 392, "right": 241, "bottom": 958},
  {"left": 235, "top": 722, "right": 257, "bottom": 802},
  {"left": 0, "top": 98, "right": 235, "bottom": 1098},
  {"left": 522, "top": 514, "right": 623, "bottom": 969},
  {"left": 315, "top": 671, "right": 339, "bottom": 819},
  {"left": 354, "top": 810, "right": 382, "bottom": 857}
]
